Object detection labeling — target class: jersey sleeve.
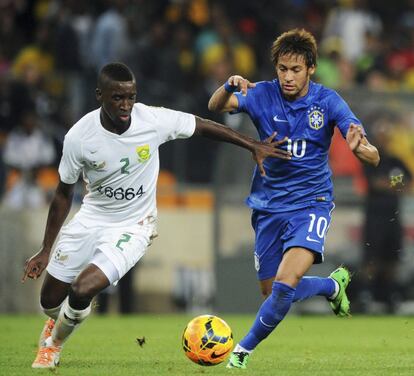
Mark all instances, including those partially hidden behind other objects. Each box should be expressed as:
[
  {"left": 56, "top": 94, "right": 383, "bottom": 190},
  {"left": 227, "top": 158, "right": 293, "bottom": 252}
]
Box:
[
  {"left": 233, "top": 84, "right": 261, "bottom": 119},
  {"left": 155, "top": 107, "right": 196, "bottom": 145},
  {"left": 58, "top": 133, "right": 83, "bottom": 184},
  {"left": 329, "top": 91, "right": 364, "bottom": 138}
]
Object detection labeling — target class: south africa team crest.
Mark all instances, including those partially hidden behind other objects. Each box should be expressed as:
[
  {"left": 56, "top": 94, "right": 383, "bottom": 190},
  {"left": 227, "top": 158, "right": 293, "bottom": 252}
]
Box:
[
  {"left": 307, "top": 105, "right": 325, "bottom": 130},
  {"left": 136, "top": 144, "right": 151, "bottom": 163}
]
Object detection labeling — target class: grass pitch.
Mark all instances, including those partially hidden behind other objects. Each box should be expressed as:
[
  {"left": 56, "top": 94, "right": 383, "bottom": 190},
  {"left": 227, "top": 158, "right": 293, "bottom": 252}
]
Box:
[{"left": 0, "top": 314, "right": 412, "bottom": 376}]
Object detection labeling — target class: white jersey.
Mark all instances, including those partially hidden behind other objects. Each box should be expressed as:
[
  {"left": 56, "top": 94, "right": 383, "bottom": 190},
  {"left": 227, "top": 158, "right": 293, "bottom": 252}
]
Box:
[{"left": 58, "top": 103, "right": 196, "bottom": 227}]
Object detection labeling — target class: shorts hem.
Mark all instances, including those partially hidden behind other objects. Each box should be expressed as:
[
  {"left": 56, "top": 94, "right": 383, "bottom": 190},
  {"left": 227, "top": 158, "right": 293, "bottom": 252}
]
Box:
[
  {"left": 283, "top": 245, "right": 324, "bottom": 264},
  {"left": 257, "top": 273, "right": 276, "bottom": 281},
  {"left": 90, "top": 255, "right": 120, "bottom": 286},
  {"left": 46, "top": 265, "right": 75, "bottom": 284}
]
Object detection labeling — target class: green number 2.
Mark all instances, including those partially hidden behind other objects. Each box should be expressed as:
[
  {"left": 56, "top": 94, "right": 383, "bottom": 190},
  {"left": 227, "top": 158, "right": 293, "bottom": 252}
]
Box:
[
  {"left": 116, "top": 233, "right": 132, "bottom": 251},
  {"left": 120, "top": 158, "right": 130, "bottom": 174}
]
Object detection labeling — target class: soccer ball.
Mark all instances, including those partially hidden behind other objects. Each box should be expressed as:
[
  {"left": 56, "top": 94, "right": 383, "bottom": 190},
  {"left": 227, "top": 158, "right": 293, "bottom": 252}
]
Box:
[{"left": 182, "top": 314, "right": 233, "bottom": 366}]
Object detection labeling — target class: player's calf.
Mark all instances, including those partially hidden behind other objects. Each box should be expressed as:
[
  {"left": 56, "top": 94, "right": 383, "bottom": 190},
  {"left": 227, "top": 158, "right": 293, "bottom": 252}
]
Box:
[{"left": 52, "top": 297, "right": 91, "bottom": 346}]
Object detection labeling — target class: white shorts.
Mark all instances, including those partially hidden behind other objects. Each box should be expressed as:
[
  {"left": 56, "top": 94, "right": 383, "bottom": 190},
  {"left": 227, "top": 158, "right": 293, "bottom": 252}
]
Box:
[{"left": 47, "top": 217, "right": 157, "bottom": 285}]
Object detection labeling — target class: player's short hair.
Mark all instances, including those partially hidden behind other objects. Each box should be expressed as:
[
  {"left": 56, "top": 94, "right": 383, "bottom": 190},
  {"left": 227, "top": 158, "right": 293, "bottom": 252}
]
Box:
[
  {"left": 98, "top": 62, "right": 135, "bottom": 88},
  {"left": 271, "top": 29, "right": 317, "bottom": 68}
]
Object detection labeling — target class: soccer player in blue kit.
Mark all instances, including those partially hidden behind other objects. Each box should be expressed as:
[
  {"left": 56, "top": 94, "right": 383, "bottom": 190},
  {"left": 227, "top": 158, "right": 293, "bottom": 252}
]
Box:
[{"left": 208, "top": 29, "right": 380, "bottom": 369}]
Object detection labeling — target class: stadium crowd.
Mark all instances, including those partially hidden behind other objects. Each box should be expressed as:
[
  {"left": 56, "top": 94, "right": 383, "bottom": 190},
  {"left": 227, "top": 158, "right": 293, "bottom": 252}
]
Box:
[
  {"left": 0, "top": 0, "right": 414, "bottom": 207},
  {"left": 0, "top": 0, "right": 413, "bottom": 316}
]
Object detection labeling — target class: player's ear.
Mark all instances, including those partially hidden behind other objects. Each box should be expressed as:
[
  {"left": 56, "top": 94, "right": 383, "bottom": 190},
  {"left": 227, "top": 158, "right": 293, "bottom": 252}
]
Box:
[
  {"left": 308, "top": 65, "right": 316, "bottom": 76},
  {"left": 96, "top": 88, "right": 102, "bottom": 102}
]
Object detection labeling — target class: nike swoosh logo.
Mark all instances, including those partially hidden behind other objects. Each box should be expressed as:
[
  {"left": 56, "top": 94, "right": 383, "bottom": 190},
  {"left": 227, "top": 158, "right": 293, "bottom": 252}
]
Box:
[
  {"left": 90, "top": 150, "right": 98, "bottom": 154},
  {"left": 273, "top": 115, "right": 289, "bottom": 123},
  {"left": 211, "top": 348, "right": 231, "bottom": 359},
  {"left": 259, "top": 316, "right": 276, "bottom": 328},
  {"left": 306, "top": 235, "right": 321, "bottom": 243}
]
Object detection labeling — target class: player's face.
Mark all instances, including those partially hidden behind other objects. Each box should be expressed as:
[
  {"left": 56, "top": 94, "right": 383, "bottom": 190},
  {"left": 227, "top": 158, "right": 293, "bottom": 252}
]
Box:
[
  {"left": 98, "top": 80, "right": 137, "bottom": 128},
  {"left": 276, "top": 54, "right": 315, "bottom": 100}
]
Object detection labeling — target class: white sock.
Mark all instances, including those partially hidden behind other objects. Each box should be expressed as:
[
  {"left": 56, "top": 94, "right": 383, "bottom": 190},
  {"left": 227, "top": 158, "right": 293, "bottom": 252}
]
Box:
[
  {"left": 329, "top": 279, "right": 340, "bottom": 300},
  {"left": 41, "top": 303, "right": 62, "bottom": 321},
  {"left": 233, "top": 343, "right": 253, "bottom": 354},
  {"left": 52, "top": 299, "right": 91, "bottom": 346}
]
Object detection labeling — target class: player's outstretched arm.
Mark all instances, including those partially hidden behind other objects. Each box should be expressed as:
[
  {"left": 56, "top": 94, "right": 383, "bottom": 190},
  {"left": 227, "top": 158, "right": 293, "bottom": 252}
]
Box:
[
  {"left": 346, "top": 123, "right": 380, "bottom": 166},
  {"left": 208, "top": 75, "right": 256, "bottom": 113},
  {"left": 193, "top": 116, "right": 291, "bottom": 176},
  {"left": 22, "top": 180, "right": 75, "bottom": 282}
]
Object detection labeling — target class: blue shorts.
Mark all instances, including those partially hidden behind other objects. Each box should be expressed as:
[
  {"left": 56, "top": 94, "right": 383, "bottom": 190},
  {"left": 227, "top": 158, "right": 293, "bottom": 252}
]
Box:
[{"left": 252, "top": 202, "right": 335, "bottom": 280}]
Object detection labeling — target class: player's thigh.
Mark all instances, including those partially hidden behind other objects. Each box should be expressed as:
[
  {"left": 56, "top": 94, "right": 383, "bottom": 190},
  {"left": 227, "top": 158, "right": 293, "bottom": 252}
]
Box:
[
  {"left": 96, "top": 223, "right": 155, "bottom": 283},
  {"left": 252, "top": 210, "right": 285, "bottom": 281},
  {"left": 46, "top": 218, "right": 96, "bottom": 284},
  {"left": 283, "top": 202, "right": 335, "bottom": 264}
]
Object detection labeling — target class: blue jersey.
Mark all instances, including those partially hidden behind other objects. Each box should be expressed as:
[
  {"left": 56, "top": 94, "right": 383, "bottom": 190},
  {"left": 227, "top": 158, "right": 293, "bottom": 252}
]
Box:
[{"left": 234, "top": 80, "right": 361, "bottom": 212}]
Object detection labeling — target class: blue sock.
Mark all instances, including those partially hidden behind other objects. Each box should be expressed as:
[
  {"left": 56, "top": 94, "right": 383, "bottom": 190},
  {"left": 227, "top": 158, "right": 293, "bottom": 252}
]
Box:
[
  {"left": 239, "top": 281, "right": 295, "bottom": 351},
  {"left": 293, "top": 276, "right": 336, "bottom": 302}
]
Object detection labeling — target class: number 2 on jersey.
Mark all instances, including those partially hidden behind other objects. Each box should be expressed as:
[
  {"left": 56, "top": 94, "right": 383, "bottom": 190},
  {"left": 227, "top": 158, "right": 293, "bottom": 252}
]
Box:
[{"left": 120, "top": 158, "right": 130, "bottom": 174}]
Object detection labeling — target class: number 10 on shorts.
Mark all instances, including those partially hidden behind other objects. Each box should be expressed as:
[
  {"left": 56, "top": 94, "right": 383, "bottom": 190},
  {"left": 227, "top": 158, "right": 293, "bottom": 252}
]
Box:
[{"left": 308, "top": 214, "right": 328, "bottom": 239}]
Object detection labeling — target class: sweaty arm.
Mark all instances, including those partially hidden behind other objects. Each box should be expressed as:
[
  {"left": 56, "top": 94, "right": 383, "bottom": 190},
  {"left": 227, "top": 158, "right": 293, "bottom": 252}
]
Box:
[
  {"left": 346, "top": 123, "right": 380, "bottom": 166},
  {"left": 208, "top": 75, "right": 255, "bottom": 113},
  {"left": 22, "top": 180, "right": 75, "bottom": 281},
  {"left": 193, "top": 116, "right": 291, "bottom": 176}
]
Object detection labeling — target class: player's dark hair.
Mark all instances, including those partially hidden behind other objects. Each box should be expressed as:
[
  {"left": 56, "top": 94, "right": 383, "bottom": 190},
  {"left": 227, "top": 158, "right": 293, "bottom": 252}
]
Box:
[
  {"left": 98, "top": 62, "right": 135, "bottom": 88},
  {"left": 271, "top": 29, "right": 317, "bottom": 68}
]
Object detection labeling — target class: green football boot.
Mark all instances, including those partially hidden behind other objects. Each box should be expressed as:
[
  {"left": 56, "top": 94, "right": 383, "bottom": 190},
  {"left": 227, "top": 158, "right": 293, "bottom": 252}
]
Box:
[
  {"left": 328, "top": 267, "right": 351, "bottom": 317},
  {"left": 226, "top": 352, "right": 250, "bottom": 369}
]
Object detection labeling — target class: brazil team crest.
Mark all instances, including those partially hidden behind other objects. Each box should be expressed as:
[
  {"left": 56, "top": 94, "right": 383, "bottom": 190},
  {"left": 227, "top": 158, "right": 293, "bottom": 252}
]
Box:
[
  {"left": 307, "top": 105, "right": 325, "bottom": 130},
  {"left": 136, "top": 144, "right": 151, "bottom": 162}
]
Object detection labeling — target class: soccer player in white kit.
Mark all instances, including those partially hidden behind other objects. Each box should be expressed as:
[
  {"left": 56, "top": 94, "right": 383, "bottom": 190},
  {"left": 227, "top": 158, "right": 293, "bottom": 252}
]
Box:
[{"left": 21, "top": 62, "right": 291, "bottom": 369}]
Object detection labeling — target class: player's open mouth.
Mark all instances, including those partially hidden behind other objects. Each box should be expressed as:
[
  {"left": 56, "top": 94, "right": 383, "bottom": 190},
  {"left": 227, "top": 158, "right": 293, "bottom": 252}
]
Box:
[
  {"left": 283, "top": 85, "right": 295, "bottom": 91},
  {"left": 119, "top": 114, "right": 130, "bottom": 121}
]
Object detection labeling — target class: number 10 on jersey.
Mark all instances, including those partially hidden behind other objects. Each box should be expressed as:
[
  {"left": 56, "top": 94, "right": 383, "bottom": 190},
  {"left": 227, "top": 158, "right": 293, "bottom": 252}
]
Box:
[{"left": 286, "top": 139, "right": 306, "bottom": 158}]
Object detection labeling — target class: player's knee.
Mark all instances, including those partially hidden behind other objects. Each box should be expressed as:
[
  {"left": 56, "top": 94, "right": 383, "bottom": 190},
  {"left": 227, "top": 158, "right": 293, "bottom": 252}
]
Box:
[
  {"left": 69, "top": 282, "right": 94, "bottom": 308},
  {"left": 274, "top": 272, "right": 301, "bottom": 288}
]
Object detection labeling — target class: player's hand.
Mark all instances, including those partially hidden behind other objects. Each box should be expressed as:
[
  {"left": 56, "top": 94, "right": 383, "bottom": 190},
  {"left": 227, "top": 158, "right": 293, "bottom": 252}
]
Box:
[
  {"left": 227, "top": 75, "right": 256, "bottom": 96},
  {"left": 252, "top": 132, "right": 291, "bottom": 176},
  {"left": 21, "top": 249, "right": 50, "bottom": 282},
  {"left": 346, "top": 123, "right": 364, "bottom": 151}
]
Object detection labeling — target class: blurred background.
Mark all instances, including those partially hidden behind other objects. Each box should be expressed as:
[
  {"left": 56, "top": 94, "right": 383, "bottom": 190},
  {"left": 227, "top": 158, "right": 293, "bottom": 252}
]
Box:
[{"left": 0, "top": 0, "right": 413, "bottom": 316}]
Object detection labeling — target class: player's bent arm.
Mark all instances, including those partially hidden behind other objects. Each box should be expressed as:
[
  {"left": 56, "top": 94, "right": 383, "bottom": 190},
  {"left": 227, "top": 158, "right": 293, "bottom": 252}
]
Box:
[
  {"left": 208, "top": 85, "right": 239, "bottom": 113},
  {"left": 353, "top": 137, "right": 380, "bottom": 166},
  {"left": 40, "top": 180, "right": 75, "bottom": 254},
  {"left": 193, "top": 116, "right": 291, "bottom": 176},
  {"left": 194, "top": 116, "right": 259, "bottom": 151}
]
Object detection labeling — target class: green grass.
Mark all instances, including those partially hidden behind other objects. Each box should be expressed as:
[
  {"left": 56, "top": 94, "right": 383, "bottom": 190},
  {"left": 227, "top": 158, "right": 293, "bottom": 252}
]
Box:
[{"left": 0, "top": 314, "right": 413, "bottom": 376}]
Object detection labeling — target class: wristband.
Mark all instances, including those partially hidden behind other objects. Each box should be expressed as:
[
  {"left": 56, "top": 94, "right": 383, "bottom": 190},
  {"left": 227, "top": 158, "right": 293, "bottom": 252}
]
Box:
[{"left": 224, "top": 81, "right": 238, "bottom": 93}]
